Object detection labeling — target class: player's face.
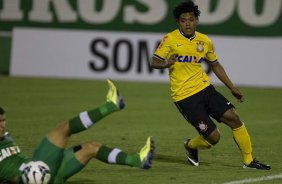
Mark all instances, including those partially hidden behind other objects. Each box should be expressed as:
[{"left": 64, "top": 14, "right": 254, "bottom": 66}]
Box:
[
  {"left": 0, "top": 114, "right": 6, "bottom": 138},
  {"left": 177, "top": 12, "right": 198, "bottom": 36}
]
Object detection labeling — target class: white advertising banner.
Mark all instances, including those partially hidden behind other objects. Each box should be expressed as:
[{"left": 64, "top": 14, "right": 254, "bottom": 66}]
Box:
[
  {"left": 11, "top": 27, "right": 166, "bottom": 82},
  {"left": 11, "top": 28, "right": 282, "bottom": 87}
]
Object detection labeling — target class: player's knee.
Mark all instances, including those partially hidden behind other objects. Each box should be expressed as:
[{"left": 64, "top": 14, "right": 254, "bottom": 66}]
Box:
[
  {"left": 72, "top": 142, "right": 102, "bottom": 164},
  {"left": 82, "top": 142, "right": 102, "bottom": 156},
  {"left": 208, "top": 129, "right": 220, "bottom": 145},
  {"left": 54, "top": 121, "right": 70, "bottom": 135},
  {"left": 221, "top": 109, "right": 242, "bottom": 129},
  {"left": 231, "top": 111, "right": 241, "bottom": 123},
  {"left": 47, "top": 121, "right": 70, "bottom": 142}
]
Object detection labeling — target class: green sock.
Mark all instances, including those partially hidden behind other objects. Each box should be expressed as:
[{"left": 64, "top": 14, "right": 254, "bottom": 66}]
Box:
[
  {"left": 96, "top": 145, "right": 141, "bottom": 167},
  {"left": 69, "top": 102, "right": 117, "bottom": 134},
  {"left": 124, "top": 154, "right": 141, "bottom": 167}
]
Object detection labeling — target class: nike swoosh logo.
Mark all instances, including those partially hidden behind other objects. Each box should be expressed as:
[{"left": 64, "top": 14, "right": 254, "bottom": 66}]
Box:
[
  {"left": 227, "top": 102, "right": 231, "bottom": 105},
  {"left": 176, "top": 44, "right": 183, "bottom": 47}
]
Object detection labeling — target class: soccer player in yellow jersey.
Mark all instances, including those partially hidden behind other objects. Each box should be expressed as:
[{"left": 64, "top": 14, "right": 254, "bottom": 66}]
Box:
[{"left": 151, "top": 1, "right": 270, "bottom": 170}]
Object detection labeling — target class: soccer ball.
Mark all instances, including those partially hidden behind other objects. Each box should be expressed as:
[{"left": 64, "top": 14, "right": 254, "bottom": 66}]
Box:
[{"left": 21, "top": 161, "right": 51, "bottom": 184}]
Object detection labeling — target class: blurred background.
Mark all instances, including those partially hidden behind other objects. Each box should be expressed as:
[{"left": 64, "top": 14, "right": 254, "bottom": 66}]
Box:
[
  {"left": 0, "top": 0, "right": 282, "bottom": 87},
  {"left": 1, "top": 1, "right": 282, "bottom": 183}
]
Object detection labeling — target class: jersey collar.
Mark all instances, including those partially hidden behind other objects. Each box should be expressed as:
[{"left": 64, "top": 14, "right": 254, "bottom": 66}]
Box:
[
  {"left": 178, "top": 29, "right": 196, "bottom": 41},
  {"left": 0, "top": 132, "right": 8, "bottom": 140}
]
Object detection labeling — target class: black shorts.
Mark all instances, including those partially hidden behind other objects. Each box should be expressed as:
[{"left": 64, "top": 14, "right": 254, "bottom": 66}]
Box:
[{"left": 174, "top": 85, "right": 235, "bottom": 138}]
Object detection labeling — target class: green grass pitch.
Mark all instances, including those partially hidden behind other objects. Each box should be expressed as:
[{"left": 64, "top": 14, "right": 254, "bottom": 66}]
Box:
[{"left": 1, "top": 76, "right": 281, "bottom": 184}]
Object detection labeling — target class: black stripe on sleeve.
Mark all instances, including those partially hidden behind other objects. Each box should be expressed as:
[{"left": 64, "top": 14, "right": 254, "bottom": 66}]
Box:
[
  {"left": 153, "top": 54, "right": 165, "bottom": 61},
  {"left": 206, "top": 59, "right": 218, "bottom": 63}
]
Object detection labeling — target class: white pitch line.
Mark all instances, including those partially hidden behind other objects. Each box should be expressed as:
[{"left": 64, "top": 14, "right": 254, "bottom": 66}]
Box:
[{"left": 223, "top": 173, "right": 282, "bottom": 184}]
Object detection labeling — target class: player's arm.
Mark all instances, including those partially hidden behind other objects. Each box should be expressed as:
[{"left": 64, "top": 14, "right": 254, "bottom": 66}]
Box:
[
  {"left": 151, "top": 54, "right": 178, "bottom": 69},
  {"left": 210, "top": 61, "right": 244, "bottom": 102}
]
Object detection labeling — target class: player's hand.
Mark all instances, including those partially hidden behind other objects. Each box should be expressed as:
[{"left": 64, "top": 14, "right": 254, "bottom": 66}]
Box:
[
  {"left": 231, "top": 87, "right": 244, "bottom": 102},
  {"left": 166, "top": 54, "right": 178, "bottom": 67}
]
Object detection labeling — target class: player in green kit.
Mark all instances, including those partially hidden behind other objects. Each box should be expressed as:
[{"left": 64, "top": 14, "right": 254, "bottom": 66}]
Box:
[
  {"left": 0, "top": 80, "right": 154, "bottom": 184},
  {"left": 151, "top": 1, "right": 270, "bottom": 170}
]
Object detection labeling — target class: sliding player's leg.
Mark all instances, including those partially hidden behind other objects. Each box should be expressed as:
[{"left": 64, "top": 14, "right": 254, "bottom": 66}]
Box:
[
  {"left": 32, "top": 80, "right": 124, "bottom": 183},
  {"left": 47, "top": 79, "right": 124, "bottom": 148},
  {"left": 54, "top": 137, "right": 155, "bottom": 183}
]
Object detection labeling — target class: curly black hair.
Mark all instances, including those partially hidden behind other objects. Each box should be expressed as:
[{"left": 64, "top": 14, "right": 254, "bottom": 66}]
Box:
[
  {"left": 173, "top": 1, "right": 201, "bottom": 20},
  {"left": 0, "top": 107, "right": 5, "bottom": 115}
]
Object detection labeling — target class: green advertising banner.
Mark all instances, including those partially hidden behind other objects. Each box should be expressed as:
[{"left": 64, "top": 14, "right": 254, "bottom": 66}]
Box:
[
  {"left": 0, "top": 0, "right": 282, "bottom": 74},
  {"left": 0, "top": 0, "right": 282, "bottom": 36}
]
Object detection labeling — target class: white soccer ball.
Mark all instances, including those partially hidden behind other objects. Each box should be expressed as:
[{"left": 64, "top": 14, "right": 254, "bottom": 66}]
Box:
[{"left": 21, "top": 161, "right": 51, "bottom": 184}]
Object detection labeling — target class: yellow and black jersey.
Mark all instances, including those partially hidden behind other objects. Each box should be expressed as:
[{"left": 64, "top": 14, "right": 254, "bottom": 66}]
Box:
[{"left": 154, "top": 29, "right": 218, "bottom": 102}]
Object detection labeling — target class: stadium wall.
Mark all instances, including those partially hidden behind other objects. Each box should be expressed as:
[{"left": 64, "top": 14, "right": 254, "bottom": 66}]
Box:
[{"left": 1, "top": 0, "right": 282, "bottom": 87}]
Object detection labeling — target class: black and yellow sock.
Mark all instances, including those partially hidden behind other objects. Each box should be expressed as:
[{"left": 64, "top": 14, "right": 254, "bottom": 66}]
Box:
[
  {"left": 69, "top": 102, "right": 117, "bottom": 134},
  {"left": 232, "top": 123, "right": 253, "bottom": 165},
  {"left": 188, "top": 135, "right": 212, "bottom": 150},
  {"left": 96, "top": 145, "right": 141, "bottom": 167}
]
